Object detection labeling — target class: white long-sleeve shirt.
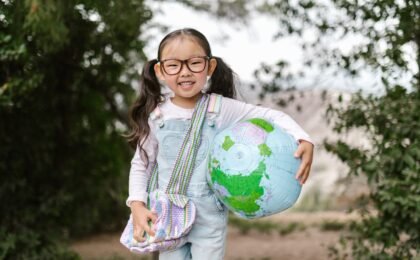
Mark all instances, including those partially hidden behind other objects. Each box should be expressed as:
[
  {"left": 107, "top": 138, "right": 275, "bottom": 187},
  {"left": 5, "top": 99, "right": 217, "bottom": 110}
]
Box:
[{"left": 127, "top": 95, "right": 313, "bottom": 206}]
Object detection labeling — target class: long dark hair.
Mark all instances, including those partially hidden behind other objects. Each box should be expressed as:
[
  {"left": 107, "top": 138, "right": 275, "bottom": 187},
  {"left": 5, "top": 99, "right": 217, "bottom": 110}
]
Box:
[{"left": 127, "top": 28, "right": 236, "bottom": 166}]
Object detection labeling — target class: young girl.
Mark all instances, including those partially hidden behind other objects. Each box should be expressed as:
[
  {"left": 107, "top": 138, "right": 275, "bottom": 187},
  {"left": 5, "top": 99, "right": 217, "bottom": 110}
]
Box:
[{"left": 126, "top": 28, "right": 314, "bottom": 260}]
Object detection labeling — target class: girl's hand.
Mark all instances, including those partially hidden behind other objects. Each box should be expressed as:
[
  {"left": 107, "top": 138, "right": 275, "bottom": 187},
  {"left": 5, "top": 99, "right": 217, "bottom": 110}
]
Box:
[
  {"left": 294, "top": 140, "right": 314, "bottom": 185},
  {"left": 130, "top": 201, "right": 158, "bottom": 242}
]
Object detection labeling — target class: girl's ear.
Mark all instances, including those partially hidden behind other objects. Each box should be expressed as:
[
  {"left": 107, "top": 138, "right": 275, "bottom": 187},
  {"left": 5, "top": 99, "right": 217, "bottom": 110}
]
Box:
[
  {"left": 208, "top": 58, "right": 217, "bottom": 76},
  {"left": 154, "top": 63, "right": 165, "bottom": 81}
]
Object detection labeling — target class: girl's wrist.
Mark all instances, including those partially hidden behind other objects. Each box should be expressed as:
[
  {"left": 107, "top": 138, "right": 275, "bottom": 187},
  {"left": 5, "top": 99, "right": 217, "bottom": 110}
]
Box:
[{"left": 130, "top": 201, "right": 146, "bottom": 208}]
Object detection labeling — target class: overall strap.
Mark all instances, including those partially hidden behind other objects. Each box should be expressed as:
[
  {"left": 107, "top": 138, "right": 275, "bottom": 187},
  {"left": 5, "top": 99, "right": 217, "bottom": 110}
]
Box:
[
  {"left": 166, "top": 95, "right": 210, "bottom": 195},
  {"left": 150, "top": 105, "right": 164, "bottom": 128},
  {"left": 207, "top": 93, "right": 222, "bottom": 114},
  {"left": 207, "top": 94, "right": 222, "bottom": 127}
]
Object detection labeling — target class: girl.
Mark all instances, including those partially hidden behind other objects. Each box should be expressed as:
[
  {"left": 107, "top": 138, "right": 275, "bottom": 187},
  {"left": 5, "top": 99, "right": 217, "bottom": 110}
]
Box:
[{"left": 126, "top": 28, "right": 314, "bottom": 260}]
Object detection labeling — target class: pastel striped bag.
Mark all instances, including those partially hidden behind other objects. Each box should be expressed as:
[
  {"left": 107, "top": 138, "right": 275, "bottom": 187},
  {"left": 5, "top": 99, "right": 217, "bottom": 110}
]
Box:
[{"left": 120, "top": 94, "right": 210, "bottom": 254}]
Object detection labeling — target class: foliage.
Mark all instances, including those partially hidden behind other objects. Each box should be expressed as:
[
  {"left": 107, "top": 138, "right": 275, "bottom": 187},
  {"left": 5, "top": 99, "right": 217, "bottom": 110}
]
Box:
[
  {"left": 176, "top": 0, "right": 251, "bottom": 24},
  {"left": 325, "top": 86, "right": 420, "bottom": 259},
  {"left": 201, "top": 0, "right": 420, "bottom": 258},
  {"left": 258, "top": 0, "right": 420, "bottom": 258},
  {"left": 0, "top": 0, "right": 152, "bottom": 258}
]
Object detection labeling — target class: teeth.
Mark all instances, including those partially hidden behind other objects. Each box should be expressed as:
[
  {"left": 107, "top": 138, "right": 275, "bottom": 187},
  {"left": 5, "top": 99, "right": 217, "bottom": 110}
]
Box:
[{"left": 179, "top": 81, "right": 193, "bottom": 86}]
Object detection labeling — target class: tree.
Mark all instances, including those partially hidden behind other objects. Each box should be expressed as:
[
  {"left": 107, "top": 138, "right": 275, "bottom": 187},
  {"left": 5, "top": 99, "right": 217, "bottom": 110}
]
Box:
[
  {"left": 0, "top": 0, "right": 152, "bottom": 258},
  {"left": 253, "top": 0, "right": 420, "bottom": 258}
]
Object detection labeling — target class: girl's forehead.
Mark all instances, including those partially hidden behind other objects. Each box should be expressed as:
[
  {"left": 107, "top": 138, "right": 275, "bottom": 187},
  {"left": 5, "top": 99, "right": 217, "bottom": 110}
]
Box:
[{"left": 160, "top": 36, "right": 206, "bottom": 59}]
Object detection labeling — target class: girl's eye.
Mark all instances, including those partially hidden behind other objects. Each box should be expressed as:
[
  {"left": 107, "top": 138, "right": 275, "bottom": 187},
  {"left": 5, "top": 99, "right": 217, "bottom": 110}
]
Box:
[
  {"left": 189, "top": 59, "right": 204, "bottom": 65},
  {"left": 165, "top": 62, "right": 180, "bottom": 68}
]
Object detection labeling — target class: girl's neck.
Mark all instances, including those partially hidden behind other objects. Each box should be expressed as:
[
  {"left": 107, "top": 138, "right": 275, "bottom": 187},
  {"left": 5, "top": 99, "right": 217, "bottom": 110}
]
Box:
[{"left": 170, "top": 94, "right": 203, "bottom": 109}]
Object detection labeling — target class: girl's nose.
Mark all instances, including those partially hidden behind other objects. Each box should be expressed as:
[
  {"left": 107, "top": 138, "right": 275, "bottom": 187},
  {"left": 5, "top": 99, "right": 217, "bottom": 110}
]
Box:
[{"left": 179, "top": 62, "right": 192, "bottom": 76}]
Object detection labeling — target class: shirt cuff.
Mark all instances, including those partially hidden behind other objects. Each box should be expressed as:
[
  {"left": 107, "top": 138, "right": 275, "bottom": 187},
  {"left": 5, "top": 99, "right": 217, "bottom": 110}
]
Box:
[
  {"left": 298, "top": 137, "right": 314, "bottom": 145},
  {"left": 126, "top": 193, "right": 148, "bottom": 207}
]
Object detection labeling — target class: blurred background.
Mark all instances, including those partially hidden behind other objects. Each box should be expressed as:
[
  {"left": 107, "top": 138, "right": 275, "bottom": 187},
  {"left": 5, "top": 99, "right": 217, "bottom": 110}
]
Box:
[{"left": 1, "top": 0, "right": 418, "bottom": 259}]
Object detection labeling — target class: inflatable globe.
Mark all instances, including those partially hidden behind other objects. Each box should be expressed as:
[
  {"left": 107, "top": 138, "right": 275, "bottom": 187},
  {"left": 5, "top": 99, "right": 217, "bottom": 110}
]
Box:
[{"left": 207, "top": 118, "right": 302, "bottom": 219}]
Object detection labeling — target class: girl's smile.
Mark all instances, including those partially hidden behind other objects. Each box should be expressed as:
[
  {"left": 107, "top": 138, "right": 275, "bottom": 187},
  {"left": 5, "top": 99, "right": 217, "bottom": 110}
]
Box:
[{"left": 178, "top": 80, "right": 195, "bottom": 89}]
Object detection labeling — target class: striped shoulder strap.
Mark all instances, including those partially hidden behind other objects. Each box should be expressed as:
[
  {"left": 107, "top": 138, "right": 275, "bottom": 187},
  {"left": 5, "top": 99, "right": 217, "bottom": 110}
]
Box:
[{"left": 166, "top": 94, "right": 210, "bottom": 195}]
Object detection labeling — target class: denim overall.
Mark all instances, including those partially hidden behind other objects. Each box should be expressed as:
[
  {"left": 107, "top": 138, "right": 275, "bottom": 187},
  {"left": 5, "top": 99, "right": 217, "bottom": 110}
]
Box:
[{"left": 152, "top": 103, "right": 228, "bottom": 260}]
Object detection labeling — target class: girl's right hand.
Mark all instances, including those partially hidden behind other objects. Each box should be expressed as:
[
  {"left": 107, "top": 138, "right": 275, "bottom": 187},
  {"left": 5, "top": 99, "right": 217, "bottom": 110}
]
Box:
[{"left": 130, "top": 201, "right": 158, "bottom": 242}]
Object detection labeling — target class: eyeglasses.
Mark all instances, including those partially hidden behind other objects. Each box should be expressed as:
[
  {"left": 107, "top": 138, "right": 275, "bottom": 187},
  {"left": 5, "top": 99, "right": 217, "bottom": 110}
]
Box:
[{"left": 159, "top": 56, "right": 210, "bottom": 75}]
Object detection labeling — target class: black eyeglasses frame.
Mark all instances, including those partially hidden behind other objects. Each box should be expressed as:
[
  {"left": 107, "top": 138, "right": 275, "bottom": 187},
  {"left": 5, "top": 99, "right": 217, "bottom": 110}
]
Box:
[{"left": 158, "top": 56, "right": 211, "bottom": 75}]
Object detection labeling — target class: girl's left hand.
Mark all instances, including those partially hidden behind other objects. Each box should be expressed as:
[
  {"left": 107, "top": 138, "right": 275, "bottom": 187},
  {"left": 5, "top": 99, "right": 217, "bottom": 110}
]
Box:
[{"left": 294, "top": 140, "right": 314, "bottom": 185}]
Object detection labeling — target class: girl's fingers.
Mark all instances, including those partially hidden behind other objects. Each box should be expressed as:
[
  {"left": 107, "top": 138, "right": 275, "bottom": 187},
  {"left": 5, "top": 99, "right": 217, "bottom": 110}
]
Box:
[
  {"left": 294, "top": 144, "right": 304, "bottom": 158},
  {"left": 294, "top": 145, "right": 305, "bottom": 182},
  {"left": 295, "top": 161, "right": 306, "bottom": 182},
  {"left": 304, "top": 167, "right": 311, "bottom": 183},
  {"left": 143, "top": 222, "right": 156, "bottom": 237},
  {"left": 294, "top": 141, "right": 314, "bottom": 184},
  {"left": 139, "top": 211, "right": 157, "bottom": 237},
  {"left": 300, "top": 165, "right": 311, "bottom": 185},
  {"left": 148, "top": 211, "right": 158, "bottom": 223},
  {"left": 133, "top": 227, "right": 145, "bottom": 242},
  {"left": 295, "top": 152, "right": 312, "bottom": 184},
  {"left": 295, "top": 160, "right": 310, "bottom": 183}
]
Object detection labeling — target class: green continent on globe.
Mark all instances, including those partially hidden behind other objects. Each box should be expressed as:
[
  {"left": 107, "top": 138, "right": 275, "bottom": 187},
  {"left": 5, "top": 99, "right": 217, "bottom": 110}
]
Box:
[
  {"left": 211, "top": 161, "right": 266, "bottom": 216},
  {"left": 222, "top": 136, "right": 235, "bottom": 151},
  {"left": 247, "top": 118, "right": 274, "bottom": 133},
  {"left": 258, "top": 143, "right": 272, "bottom": 156}
]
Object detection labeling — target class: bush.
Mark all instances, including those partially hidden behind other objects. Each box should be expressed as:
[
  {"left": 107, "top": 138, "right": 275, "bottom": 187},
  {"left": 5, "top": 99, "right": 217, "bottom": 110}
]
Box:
[
  {"left": 0, "top": 1, "right": 151, "bottom": 258},
  {"left": 325, "top": 86, "right": 420, "bottom": 259}
]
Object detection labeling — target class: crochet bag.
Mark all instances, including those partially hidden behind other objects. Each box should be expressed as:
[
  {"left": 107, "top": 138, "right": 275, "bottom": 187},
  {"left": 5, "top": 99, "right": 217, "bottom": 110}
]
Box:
[{"left": 120, "top": 95, "right": 210, "bottom": 254}]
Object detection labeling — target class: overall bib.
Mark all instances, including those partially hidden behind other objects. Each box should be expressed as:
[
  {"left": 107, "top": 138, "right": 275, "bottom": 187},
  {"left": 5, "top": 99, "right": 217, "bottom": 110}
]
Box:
[{"left": 153, "top": 113, "right": 228, "bottom": 260}]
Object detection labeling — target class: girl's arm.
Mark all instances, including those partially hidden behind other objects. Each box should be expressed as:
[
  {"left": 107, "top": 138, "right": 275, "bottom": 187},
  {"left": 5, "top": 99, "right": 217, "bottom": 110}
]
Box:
[
  {"left": 219, "top": 97, "right": 313, "bottom": 144},
  {"left": 127, "top": 124, "right": 159, "bottom": 242},
  {"left": 126, "top": 123, "right": 159, "bottom": 206}
]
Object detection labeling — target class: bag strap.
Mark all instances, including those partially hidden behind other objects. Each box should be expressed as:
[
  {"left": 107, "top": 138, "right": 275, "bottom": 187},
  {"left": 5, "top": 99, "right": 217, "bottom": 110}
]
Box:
[
  {"left": 166, "top": 94, "right": 209, "bottom": 194},
  {"left": 147, "top": 95, "right": 210, "bottom": 194}
]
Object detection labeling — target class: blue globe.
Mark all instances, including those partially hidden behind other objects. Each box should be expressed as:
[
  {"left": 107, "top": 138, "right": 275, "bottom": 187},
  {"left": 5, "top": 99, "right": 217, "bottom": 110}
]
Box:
[{"left": 207, "top": 118, "right": 302, "bottom": 219}]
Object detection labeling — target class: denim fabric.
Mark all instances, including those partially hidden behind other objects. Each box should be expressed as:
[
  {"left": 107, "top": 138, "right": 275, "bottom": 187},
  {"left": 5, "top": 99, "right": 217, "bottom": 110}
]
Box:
[{"left": 154, "top": 118, "right": 228, "bottom": 260}]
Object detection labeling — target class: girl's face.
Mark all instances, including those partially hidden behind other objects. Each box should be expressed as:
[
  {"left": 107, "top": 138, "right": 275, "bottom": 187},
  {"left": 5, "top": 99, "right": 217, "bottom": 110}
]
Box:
[{"left": 154, "top": 37, "right": 217, "bottom": 108}]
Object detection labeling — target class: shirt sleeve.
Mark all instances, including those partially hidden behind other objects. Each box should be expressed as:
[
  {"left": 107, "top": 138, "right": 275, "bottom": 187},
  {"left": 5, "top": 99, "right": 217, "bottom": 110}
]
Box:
[
  {"left": 219, "top": 97, "right": 313, "bottom": 144},
  {"left": 126, "top": 120, "right": 159, "bottom": 207}
]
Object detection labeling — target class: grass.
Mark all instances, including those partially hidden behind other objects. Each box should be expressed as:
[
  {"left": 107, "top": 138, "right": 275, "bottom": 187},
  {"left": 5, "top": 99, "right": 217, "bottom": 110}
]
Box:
[
  {"left": 292, "top": 186, "right": 333, "bottom": 212},
  {"left": 278, "top": 221, "right": 306, "bottom": 236},
  {"left": 87, "top": 254, "right": 152, "bottom": 260},
  {"left": 228, "top": 213, "right": 351, "bottom": 236},
  {"left": 228, "top": 214, "right": 306, "bottom": 236},
  {"left": 319, "top": 220, "right": 348, "bottom": 231}
]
